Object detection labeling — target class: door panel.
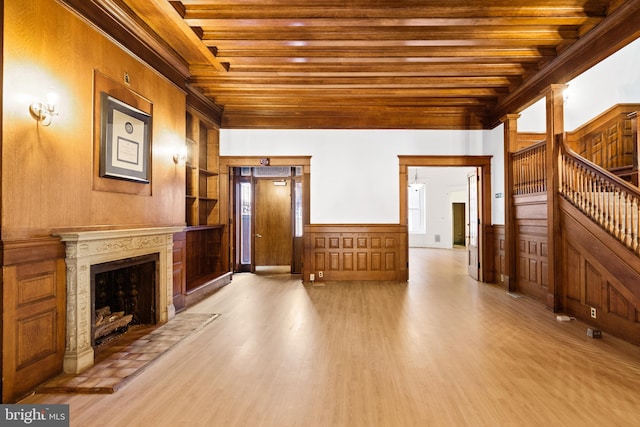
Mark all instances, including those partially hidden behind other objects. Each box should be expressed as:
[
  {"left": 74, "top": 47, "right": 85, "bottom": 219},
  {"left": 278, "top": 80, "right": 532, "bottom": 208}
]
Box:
[
  {"left": 467, "top": 170, "right": 480, "bottom": 280},
  {"left": 255, "top": 179, "right": 292, "bottom": 266}
]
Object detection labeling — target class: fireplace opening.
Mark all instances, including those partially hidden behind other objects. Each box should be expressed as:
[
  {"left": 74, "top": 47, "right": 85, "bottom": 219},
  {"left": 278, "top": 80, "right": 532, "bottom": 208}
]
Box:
[{"left": 91, "top": 253, "right": 158, "bottom": 347}]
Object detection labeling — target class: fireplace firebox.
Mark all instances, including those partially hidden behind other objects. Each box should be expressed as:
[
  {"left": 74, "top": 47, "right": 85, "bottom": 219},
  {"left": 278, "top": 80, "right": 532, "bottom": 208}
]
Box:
[{"left": 91, "top": 254, "right": 158, "bottom": 346}]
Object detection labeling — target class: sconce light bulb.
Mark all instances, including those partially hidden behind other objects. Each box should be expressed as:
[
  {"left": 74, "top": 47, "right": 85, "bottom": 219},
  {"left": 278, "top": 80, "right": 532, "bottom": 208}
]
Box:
[
  {"left": 46, "top": 91, "right": 59, "bottom": 109},
  {"left": 174, "top": 145, "right": 188, "bottom": 166}
]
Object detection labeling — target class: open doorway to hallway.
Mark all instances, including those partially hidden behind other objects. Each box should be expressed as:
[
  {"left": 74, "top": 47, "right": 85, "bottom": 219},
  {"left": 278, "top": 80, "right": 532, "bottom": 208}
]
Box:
[{"left": 400, "top": 155, "right": 493, "bottom": 283}]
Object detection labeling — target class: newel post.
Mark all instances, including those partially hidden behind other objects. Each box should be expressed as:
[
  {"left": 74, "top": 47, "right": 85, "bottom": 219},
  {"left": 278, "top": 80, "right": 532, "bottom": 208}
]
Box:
[
  {"left": 544, "top": 84, "right": 567, "bottom": 312},
  {"left": 501, "top": 114, "right": 520, "bottom": 292}
]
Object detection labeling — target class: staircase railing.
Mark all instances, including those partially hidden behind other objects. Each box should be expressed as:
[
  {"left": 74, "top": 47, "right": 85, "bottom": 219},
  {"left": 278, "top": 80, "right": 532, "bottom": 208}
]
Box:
[
  {"left": 559, "top": 135, "right": 640, "bottom": 255},
  {"left": 512, "top": 140, "right": 546, "bottom": 195}
]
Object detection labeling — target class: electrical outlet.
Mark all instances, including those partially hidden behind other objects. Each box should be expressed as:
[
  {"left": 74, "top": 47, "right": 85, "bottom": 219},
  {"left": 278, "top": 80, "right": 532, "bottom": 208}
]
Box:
[
  {"left": 318, "top": 271, "right": 323, "bottom": 278},
  {"left": 310, "top": 273, "right": 315, "bottom": 282},
  {"left": 590, "top": 307, "right": 597, "bottom": 319}
]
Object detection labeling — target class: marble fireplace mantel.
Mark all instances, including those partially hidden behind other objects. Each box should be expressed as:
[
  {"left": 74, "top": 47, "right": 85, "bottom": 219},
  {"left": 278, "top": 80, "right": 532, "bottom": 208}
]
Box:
[{"left": 56, "top": 226, "right": 184, "bottom": 374}]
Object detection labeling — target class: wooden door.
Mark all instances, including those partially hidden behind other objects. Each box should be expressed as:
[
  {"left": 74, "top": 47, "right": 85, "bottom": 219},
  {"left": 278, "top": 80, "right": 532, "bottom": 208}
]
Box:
[
  {"left": 255, "top": 179, "right": 292, "bottom": 267},
  {"left": 467, "top": 170, "right": 480, "bottom": 280}
]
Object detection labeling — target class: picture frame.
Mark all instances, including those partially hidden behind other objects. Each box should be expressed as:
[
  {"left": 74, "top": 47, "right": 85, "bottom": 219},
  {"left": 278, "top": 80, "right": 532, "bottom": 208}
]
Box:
[{"left": 99, "top": 92, "right": 151, "bottom": 183}]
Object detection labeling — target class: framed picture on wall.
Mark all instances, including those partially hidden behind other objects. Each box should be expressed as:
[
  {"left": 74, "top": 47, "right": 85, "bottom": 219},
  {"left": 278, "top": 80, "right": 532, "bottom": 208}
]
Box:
[{"left": 99, "top": 92, "right": 152, "bottom": 183}]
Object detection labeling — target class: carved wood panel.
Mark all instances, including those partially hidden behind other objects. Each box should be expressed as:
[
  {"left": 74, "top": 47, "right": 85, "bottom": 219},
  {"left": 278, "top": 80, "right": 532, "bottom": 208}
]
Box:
[{"left": 303, "top": 225, "right": 407, "bottom": 283}]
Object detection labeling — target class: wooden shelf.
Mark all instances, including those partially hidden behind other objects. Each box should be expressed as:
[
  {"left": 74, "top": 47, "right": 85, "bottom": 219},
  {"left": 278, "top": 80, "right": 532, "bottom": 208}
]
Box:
[
  {"left": 184, "top": 110, "right": 220, "bottom": 228},
  {"left": 175, "top": 109, "right": 229, "bottom": 312}
]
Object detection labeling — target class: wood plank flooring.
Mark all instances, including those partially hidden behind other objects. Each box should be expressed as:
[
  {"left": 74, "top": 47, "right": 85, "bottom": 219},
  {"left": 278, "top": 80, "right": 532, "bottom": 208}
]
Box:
[{"left": 21, "top": 248, "right": 640, "bottom": 426}]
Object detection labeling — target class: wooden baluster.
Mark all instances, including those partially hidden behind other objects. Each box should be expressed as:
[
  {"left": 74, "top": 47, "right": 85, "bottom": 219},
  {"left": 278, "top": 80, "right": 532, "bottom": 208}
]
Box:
[
  {"left": 616, "top": 188, "right": 623, "bottom": 239},
  {"left": 604, "top": 181, "right": 611, "bottom": 231},
  {"left": 578, "top": 163, "right": 584, "bottom": 211},
  {"left": 624, "top": 192, "right": 631, "bottom": 248},
  {"left": 559, "top": 154, "right": 565, "bottom": 196},
  {"left": 588, "top": 171, "right": 594, "bottom": 218},
  {"left": 631, "top": 197, "right": 640, "bottom": 253},
  {"left": 540, "top": 147, "right": 545, "bottom": 192},
  {"left": 524, "top": 151, "right": 531, "bottom": 194},
  {"left": 592, "top": 172, "right": 598, "bottom": 220},
  {"left": 511, "top": 155, "right": 520, "bottom": 194},
  {"left": 597, "top": 176, "right": 604, "bottom": 226},
  {"left": 536, "top": 147, "right": 540, "bottom": 192},
  {"left": 531, "top": 149, "right": 535, "bottom": 193}
]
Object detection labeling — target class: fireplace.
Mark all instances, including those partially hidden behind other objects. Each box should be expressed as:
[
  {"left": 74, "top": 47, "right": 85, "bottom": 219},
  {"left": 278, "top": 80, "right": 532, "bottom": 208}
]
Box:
[
  {"left": 56, "top": 226, "right": 184, "bottom": 373},
  {"left": 91, "top": 253, "right": 158, "bottom": 346}
]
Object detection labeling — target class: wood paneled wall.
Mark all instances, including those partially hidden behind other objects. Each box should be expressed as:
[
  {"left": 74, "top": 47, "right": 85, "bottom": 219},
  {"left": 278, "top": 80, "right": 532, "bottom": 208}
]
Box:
[
  {"left": 303, "top": 225, "right": 408, "bottom": 283},
  {"left": 2, "top": 0, "right": 189, "bottom": 402},
  {"left": 1, "top": 239, "right": 66, "bottom": 402},
  {"left": 567, "top": 104, "right": 640, "bottom": 184},
  {"left": 560, "top": 199, "right": 640, "bottom": 345},
  {"left": 492, "top": 225, "right": 506, "bottom": 288},
  {"left": 3, "top": 0, "right": 186, "bottom": 240},
  {"left": 513, "top": 194, "right": 549, "bottom": 302}
]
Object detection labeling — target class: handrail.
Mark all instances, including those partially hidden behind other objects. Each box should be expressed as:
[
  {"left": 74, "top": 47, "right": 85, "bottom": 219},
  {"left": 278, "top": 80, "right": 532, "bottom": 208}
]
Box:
[
  {"left": 559, "top": 134, "right": 640, "bottom": 255},
  {"left": 512, "top": 140, "right": 546, "bottom": 195}
]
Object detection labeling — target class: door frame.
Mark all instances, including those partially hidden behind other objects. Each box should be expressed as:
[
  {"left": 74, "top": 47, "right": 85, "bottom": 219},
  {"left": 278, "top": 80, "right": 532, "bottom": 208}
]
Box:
[
  {"left": 219, "top": 156, "right": 311, "bottom": 274},
  {"left": 398, "top": 155, "right": 492, "bottom": 282}
]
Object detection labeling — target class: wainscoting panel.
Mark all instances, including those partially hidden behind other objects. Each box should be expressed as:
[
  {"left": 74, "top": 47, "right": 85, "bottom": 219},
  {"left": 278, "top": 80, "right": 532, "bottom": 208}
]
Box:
[
  {"left": 492, "top": 225, "right": 506, "bottom": 288},
  {"left": 303, "top": 224, "right": 408, "bottom": 283},
  {"left": 514, "top": 195, "right": 549, "bottom": 302},
  {"left": 560, "top": 198, "right": 640, "bottom": 345},
  {"left": 1, "top": 238, "right": 66, "bottom": 402}
]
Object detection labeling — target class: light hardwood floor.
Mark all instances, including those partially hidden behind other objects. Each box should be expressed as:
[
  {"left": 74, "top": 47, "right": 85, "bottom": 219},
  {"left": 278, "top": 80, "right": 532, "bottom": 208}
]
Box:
[{"left": 22, "top": 248, "right": 640, "bottom": 426}]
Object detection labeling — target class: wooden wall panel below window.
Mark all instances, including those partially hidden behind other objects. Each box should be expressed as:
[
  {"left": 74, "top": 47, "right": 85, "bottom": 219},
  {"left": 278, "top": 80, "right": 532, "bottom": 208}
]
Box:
[
  {"left": 1, "top": 238, "right": 66, "bottom": 403},
  {"left": 303, "top": 224, "right": 408, "bottom": 283}
]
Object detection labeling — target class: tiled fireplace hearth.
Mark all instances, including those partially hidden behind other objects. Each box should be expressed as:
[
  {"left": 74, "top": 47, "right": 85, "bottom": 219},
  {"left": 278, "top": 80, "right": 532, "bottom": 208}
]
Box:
[{"left": 56, "top": 226, "right": 184, "bottom": 374}]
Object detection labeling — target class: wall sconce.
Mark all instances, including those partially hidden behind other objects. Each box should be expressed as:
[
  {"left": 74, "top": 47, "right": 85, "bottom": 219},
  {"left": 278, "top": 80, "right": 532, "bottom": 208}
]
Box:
[
  {"left": 173, "top": 145, "right": 187, "bottom": 166},
  {"left": 29, "top": 92, "right": 58, "bottom": 126}
]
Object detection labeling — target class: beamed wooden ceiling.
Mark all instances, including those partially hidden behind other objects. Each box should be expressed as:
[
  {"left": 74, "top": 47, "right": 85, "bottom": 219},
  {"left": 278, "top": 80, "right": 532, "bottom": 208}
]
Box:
[{"left": 70, "top": 0, "right": 640, "bottom": 129}]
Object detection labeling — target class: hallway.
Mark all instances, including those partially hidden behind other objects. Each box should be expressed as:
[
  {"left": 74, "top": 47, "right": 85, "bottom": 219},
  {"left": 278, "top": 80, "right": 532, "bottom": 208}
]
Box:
[{"left": 22, "top": 248, "right": 640, "bottom": 426}]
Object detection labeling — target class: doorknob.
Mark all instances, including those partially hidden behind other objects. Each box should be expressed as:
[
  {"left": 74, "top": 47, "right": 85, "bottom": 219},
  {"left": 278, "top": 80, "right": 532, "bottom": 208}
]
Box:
[{"left": 256, "top": 233, "right": 263, "bottom": 238}]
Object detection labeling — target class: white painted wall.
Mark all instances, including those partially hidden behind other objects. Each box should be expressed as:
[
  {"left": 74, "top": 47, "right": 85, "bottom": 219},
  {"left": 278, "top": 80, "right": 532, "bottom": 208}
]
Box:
[{"left": 220, "top": 129, "right": 486, "bottom": 224}]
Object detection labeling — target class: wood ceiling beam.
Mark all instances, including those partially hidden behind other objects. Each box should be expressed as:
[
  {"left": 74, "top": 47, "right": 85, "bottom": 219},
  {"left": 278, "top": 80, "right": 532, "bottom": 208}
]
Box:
[
  {"left": 184, "top": 17, "right": 599, "bottom": 28},
  {"left": 191, "top": 76, "right": 519, "bottom": 88},
  {"left": 200, "top": 27, "right": 579, "bottom": 41},
  {"left": 206, "top": 39, "right": 569, "bottom": 49},
  {"left": 212, "top": 47, "right": 557, "bottom": 59},
  {"left": 179, "top": 3, "right": 608, "bottom": 20},
  {"left": 189, "top": 64, "right": 532, "bottom": 76}
]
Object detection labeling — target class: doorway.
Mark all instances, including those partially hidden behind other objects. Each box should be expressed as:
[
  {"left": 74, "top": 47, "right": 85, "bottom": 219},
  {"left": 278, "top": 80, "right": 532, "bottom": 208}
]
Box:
[
  {"left": 399, "top": 156, "right": 492, "bottom": 282},
  {"left": 231, "top": 165, "right": 305, "bottom": 274}
]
